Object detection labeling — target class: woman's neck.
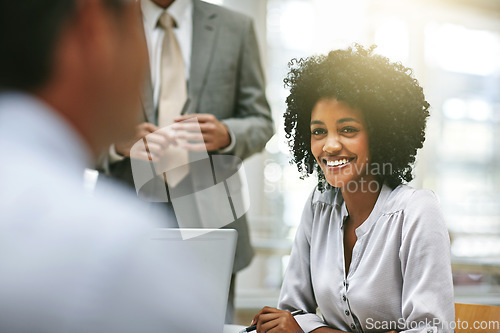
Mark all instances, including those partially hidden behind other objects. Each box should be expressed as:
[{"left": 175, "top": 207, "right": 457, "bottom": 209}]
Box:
[{"left": 341, "top": 177, "right": 381, "bottom": 228}]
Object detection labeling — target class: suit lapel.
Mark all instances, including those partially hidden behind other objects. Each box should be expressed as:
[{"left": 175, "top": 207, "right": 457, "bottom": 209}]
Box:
[
  {"left": 189, "top": 0, "right": 218, "bottom": 106},
  {"left": 141, "top": 66, "right": 156, "bottom": 124}
]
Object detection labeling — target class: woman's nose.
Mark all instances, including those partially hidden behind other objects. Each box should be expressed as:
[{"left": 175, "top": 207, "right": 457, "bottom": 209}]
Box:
[{"left": 323, "top": 134, "right": 342, "bottom": 154}]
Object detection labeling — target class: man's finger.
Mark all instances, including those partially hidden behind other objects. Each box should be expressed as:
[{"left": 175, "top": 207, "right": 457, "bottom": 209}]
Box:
[
  {"left": 177, "top": 142, "right": 208, "bottom": 152},
  {"left": 174, "top": 131, "right": 205, "bottom": 142},
  {"left": 170, "top": 122, "right": 216, "bottom": 133},
  {"left": 145, "top": 132, "right": 170, "bottom": 147},
  {"left": 138, "top": 122, "right": 159, "bottom": 133},
  {"left": 130, "top": 150, "right": 158, "bottom": 162},
  {"left": 174, "top": 113, "right": 216, "bottom": 123},
  {"left": 144, "top": 142, "right": 166, "bottom": 155}
]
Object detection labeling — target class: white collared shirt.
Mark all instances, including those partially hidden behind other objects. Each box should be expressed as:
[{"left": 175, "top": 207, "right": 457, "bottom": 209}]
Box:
[{"left": 141, "top": 0, "right": 193, "bottom": 110}]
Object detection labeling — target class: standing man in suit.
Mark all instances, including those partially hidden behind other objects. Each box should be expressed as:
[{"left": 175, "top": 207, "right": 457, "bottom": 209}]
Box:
[{"left": 105, "top": 0, "right": 273, "bottom": 323}]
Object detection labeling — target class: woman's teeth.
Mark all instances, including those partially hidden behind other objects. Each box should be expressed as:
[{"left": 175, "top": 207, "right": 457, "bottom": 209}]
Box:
[{"left": 326, "top": 158, "right": 350, "bottom": 167}]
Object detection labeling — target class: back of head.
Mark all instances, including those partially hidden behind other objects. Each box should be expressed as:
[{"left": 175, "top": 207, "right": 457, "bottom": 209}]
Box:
[
  {"left": 0, "top": 0, "right": 127, "bottom": 92},
  {"left": 0, "top": 1, "right": 75, "bottom": 92},
  {"left": 0, "top": 0, "right": 147, "bottom": 157}
]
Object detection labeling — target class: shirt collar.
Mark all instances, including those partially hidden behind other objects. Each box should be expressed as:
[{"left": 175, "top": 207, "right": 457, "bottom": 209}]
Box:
[
  {"left": 355, "top": 183, "right": 393, "bottom": 236},
  {"left": 142, "top": 0, "right": 192, "bottom": 31},
  {"left": 338, "top": 183, "right": 392, "bottom": 231},
  {"left": 340, "top": 200, "right": 349, "bottom": 229}
]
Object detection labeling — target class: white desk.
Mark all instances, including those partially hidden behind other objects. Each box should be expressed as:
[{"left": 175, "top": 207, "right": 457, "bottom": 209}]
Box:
[{"left": 224, "top": 324, "right": 247, "bottom": 333}]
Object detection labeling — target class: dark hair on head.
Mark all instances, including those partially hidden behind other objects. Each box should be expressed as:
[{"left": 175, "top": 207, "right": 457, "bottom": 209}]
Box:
[
  {"left": 284, "top": 44, "right": 430, "bottom": 190},
  {"left": 0, "top": 0, "right": 126, "bottom": 92}
]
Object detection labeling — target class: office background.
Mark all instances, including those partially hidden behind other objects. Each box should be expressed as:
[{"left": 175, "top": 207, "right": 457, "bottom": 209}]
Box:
[{"left": 200, "top": 0, "right": 500, "bottom": 324}]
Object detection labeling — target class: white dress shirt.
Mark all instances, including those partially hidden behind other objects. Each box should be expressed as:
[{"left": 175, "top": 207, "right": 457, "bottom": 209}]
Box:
[
  {"left": 0, "top": 92, "right": 206, "bottom": 332},
  {"left": 278, "top": 184, "right": 455, "bottom": 333},
  {"left": 141, "top": 0, "right": 192, "bottom": 110}
]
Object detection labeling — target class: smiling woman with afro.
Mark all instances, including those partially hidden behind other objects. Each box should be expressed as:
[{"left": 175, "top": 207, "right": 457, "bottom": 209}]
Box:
[
  {"left": 250, "top": 45, "right": 455, "bottom": 333},
  {"left": 284, "top": 44, "right": 429, "bottom": 190}
]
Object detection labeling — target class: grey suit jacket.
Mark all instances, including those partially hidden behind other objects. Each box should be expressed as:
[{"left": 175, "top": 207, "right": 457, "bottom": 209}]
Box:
[{"left": 109, "top": 0, "right": 273, "bottom": 272}]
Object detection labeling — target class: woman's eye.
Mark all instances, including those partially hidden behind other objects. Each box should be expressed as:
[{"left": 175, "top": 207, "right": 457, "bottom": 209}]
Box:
[
  {"left": 340, "top": 126, "right": 359, "bottom": 134},
  {"left": 311, "top": 128, "right": 326, "bottom": 135}
]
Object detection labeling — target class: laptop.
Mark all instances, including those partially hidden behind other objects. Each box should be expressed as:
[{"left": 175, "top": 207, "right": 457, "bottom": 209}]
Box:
[
  {"left": 85, "top": 228, "right": 236, "bottom": 332},
  {"left": 149, "top": 228, "right": 237, "bottom": 332}
]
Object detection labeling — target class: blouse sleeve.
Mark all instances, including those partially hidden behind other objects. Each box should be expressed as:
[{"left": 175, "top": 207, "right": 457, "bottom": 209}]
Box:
[
  {"left": 399, "top": 189, "right": 455, "bottom": 333},
  {"left": 278, "top": 190, "right": 329, "bottom": 332}
]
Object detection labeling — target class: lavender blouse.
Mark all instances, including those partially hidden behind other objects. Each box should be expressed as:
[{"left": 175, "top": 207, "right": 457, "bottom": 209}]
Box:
[{"left": 278, "top": 184, "right": 455, "bottom": 333}]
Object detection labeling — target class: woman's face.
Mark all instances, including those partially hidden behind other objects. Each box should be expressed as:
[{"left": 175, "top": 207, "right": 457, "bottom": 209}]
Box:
[{"left": 310, "top": 98, "right": 373, "bottom": 190}]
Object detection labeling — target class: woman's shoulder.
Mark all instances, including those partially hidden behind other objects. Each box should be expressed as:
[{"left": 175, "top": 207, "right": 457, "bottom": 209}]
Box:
[
  {"left": 385, "top": 185, "right": 447, "bottom": 234},
  {"left": 384, "top": 184, "right": 440, "bottom": 214}
]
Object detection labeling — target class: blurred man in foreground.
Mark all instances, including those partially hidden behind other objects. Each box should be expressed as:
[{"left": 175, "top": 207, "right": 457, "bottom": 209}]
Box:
[{"left": 0, "top": 0, "right": 198, "bottom": 331}]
